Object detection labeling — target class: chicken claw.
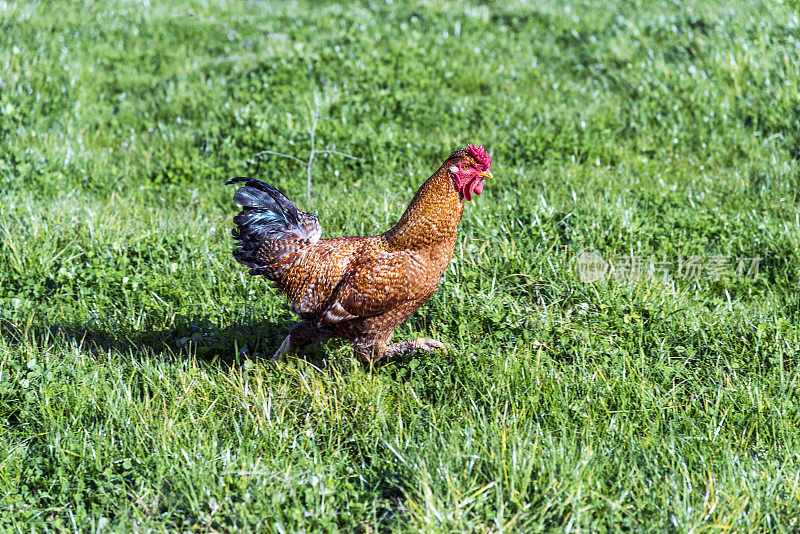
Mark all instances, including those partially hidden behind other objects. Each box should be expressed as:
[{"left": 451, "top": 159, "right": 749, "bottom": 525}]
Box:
[
  {"left": 267, "top": 321, "right": 333, "bottom": 362},
  {"left": 268, "top": 335, "right": 292, "bottom": 361},
  {"left": 413, "top": 338, "right": 447, "bottom": 354},
  {"left": 360, "top": 337, "right": 447, "bottom": 366}
]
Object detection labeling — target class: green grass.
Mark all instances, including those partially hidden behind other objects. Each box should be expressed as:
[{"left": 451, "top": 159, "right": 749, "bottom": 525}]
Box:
[{"left": 2, "top": 0, "right": 800, "bottom": 531}]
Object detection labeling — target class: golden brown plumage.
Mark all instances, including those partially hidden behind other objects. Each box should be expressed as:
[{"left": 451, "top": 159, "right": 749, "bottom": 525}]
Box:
[{"left": 227, "top": 144, "right": 493, "bottom": 365}]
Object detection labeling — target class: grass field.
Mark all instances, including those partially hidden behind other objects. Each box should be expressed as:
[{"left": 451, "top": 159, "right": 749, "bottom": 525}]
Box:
[{"left": 2, "top": 0, "right": 800, "bottom": 531}]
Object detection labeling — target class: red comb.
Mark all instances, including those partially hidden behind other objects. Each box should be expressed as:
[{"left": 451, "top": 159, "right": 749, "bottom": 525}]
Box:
[{"left": 466, "top": 144, "right": 492, "bottom": 171}]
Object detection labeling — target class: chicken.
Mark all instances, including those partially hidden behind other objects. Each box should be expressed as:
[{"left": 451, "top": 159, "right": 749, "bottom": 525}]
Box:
[{"left": 227, "top": 144, "right": 493, "bottom": 366}]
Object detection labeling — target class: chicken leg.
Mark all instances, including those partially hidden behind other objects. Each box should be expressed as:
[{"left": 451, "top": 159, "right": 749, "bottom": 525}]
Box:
[{"left": 268, "top": 321, "right": 333, "bottom": 361}]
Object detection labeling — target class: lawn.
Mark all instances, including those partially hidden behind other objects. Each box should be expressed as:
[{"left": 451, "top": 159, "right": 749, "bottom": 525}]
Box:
[{"left": 1, "top": 0, "right": 799, "bottom": 531}]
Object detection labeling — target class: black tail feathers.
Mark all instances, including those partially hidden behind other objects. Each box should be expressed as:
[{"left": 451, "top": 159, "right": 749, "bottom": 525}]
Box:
[{"left": 227, "top": 177, "right": 321, "bottom": 277}]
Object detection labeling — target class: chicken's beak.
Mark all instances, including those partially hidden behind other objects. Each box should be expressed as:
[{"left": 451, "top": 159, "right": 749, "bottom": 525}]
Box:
[{"left": 478, "top": 170, "right": 493, "bottom": 180}]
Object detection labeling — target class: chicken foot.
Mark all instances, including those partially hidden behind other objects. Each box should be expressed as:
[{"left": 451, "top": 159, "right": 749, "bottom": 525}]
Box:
[
  {"left": 356, "top": 337, "right": 446, "bottom": 366},
  {"left": 268, "top": 321, "right": 333, "bottom": 361}
]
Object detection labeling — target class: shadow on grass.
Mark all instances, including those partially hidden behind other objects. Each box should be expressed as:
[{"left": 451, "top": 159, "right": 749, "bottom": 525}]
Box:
[{"left": 0, "top": 310, "right": 353, "bottom": 372}]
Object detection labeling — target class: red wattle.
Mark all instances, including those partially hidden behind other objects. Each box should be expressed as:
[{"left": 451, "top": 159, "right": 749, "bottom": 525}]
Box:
[
  {"left": 463, "top": 177, "right": 483, "bottom": 201},
  {"left": 453, "top": 173, "right": 485, "bottom": 202}
]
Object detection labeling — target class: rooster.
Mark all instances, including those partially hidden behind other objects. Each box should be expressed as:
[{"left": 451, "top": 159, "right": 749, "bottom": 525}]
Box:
[{"left": 227, "top": 144, "right": 493, "bottom": 366}]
